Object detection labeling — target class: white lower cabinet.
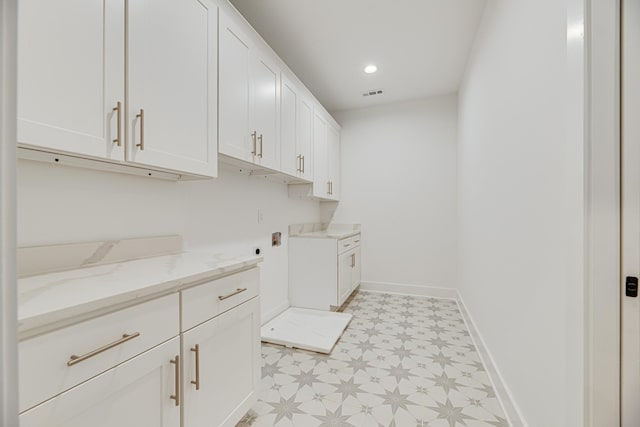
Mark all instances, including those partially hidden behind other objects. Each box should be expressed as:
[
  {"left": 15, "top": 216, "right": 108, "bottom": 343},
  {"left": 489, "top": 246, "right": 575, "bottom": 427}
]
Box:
[
  {"left": 20, "top": 337, "right": 181, "bottom": 427},
  {"left": 19, "top": 268, "right": 261, "bottom": 427},
  {"left": 182, "top": 297, "right": 261, "bottom": 427},
  {"left": 290, "top": 233, "right": 361, "bottom": 311}
]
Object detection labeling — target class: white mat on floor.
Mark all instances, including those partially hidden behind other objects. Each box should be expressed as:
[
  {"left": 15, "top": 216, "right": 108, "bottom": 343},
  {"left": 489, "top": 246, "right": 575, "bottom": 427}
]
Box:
[{"left": 261, "top": 307, "right": 353, "bottom": 354}]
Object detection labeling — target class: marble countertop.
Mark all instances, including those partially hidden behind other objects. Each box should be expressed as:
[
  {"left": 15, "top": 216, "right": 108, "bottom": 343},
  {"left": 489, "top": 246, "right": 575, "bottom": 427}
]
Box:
[
  {"left": 292, "top": 230, "right": 361, "bottom": 239},
  {"left": 18, "top": 251, "right": 262, "bottom": 339},
  {"left": 289, "top": 223, "right": 361, "bottom": 240}
]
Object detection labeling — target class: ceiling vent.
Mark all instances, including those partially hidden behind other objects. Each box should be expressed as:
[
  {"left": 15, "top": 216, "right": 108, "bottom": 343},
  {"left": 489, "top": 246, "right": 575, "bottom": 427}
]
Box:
[{"left": 362, "top": 89, "right": 384, "bottom": 97}]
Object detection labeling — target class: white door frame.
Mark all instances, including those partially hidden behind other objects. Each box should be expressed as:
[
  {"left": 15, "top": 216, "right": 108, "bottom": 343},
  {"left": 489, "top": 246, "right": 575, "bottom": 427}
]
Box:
[
  {"left": 585, "top": 0, "right": 622, "bottom": 425},
  {"left": 0, "top": 0, "right": 18, "bottom": 425}
]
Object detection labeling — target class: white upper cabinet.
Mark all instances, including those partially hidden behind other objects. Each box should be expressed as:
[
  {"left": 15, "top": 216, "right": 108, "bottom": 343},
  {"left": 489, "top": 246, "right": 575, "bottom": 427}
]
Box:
[
  {"left": 312, "top": 111, "right": 329, "bottom": 198},
  {"left": 17, "top": 0, "right": 217, "bottom": 178},
  {"left": 219, "top": 12, "right": 252, "bottom": 163},
  {"left": 280, "top": 76, "right": 298, "bottom": 176},
  {"left": 17, "top": 0, "right": 125, "bottom": 161},
  {"left": 127, "top": 0, "right": 217, "bottom": 177},
  {"left": 219, "top": 11, "right": 280, "bottom": 171},
  {"left": 327, "top": 124, "right": 341, "bottom": 201},
  {"left": 281, "top": 75, "right": 313, "bottom": 181},
  {"left": 297, "top": 95, "right": 314, "bottom": 181},
  {"left": 251, "top": 54, "right": 280, "bottom": 170}
]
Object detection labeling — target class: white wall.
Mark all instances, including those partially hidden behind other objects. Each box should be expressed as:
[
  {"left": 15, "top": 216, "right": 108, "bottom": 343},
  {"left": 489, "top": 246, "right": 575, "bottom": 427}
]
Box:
[
  {"left": 332, "top": 96, "right": 457, "bottom": 289},
  {"left": 16, "top": 160, "right": 320, "bottom": 321},
  {"left": 458, "top": 1, "right": 584, "bottom": 426}
]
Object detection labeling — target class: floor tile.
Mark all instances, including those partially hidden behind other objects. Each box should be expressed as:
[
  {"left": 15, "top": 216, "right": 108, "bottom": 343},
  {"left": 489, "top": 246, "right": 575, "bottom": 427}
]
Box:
[{"left": 237, "top": 291, "right": 510, "bottom": 427}]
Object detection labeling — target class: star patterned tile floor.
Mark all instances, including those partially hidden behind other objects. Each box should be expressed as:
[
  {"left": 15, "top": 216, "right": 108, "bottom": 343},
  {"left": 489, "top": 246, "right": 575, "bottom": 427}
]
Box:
[{"left": 237, "top": 290, "right": 510, "bottom": 427}]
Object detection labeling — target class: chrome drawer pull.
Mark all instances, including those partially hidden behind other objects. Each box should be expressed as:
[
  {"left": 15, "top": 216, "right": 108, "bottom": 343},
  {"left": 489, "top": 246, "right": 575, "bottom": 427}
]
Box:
[
  {"left": 218, "top": 287, "right": 247, "bottom": 301},
  {"left": 112, "top": 101, "right": 122, "bottom": 146},
  {"left": 191, "top": 344, "right": 200, "bottom": 390},
  {"left": 135, "top": 109, "right": 145, "bottom": 150},
  {"left": 170, "top": 355, "right": 180, "bottom": 406},
  {"left": 67, "top": 332, "right": 141, "bottom": 366},
  {"left": 251, "top": 131, "right": 257, "bottom": 155}
]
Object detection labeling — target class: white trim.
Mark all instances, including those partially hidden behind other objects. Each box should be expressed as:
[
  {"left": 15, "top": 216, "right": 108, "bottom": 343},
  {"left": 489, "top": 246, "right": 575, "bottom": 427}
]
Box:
[
  {"left": 261, "top": 299, "right": 290, "bottom": 325},
  {"left": 585, "top": 0, "right": 621, "bottom": 425},
  {"left": 456, "top": 294, "right": 528, "bottom": 427},
  {"left": 359, "top": 280, "right": 459, "bottom": 299},
  {"left": 0, "top": 0, "right": 18, "bottom": 424}
]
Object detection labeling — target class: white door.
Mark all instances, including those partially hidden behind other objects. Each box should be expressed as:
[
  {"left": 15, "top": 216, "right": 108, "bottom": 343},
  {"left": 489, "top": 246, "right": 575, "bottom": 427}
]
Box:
[
  {"left": 17, "top": 0, "right": 125, "bottom": 161},
  {"left": 127, "top": 0, "right": 217, "bottom": 177},
  {"left": 338, "top": 251, "right": 353, "bottom": 307},
  {"left": 219, "top": 12, "right": 253, "bottom": 163},
  {"left": 280, "top": 75, "right": 298, "bottom": 176},
  {"left": 351, "top": 246, "right": 361, "bottom": 292},
  {"left": 622, "top": 0, "right": 640, "bottom": 425},
  {"left": 20, "top": 338, "right": 180, "bottom": 427},
  {"left": 297, "top": 95, "right": 314, "bottom": 180},
  {"left": 327, "top": 125, "right": 341, "bottom": 201},
  {"left": 313, "top": 112, "right": 329, "bottom": 198},
  {"left": 182, "top": 298, "right": 260, "bottom": 427},
  {"left": 251, "top": 54, "right": 280, "bottom": 170}
]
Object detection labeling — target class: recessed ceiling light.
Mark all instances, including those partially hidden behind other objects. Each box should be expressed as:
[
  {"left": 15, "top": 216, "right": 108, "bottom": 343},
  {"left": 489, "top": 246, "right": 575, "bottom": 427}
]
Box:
[{"left": 364, "top": 65, "right": 378, "bottom": 74}]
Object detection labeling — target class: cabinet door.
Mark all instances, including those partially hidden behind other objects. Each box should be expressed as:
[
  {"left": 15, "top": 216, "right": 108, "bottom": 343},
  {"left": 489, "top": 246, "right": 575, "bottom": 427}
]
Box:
[
  {"left": 251, "top": 54, "right": 280, "bottom": 170},
  {"left": 280, "top": 75, "right": 298, "bottom": 176},
  {"left": 219, "top": 12, "right": 252, "bottom": 163},
  {"left": 313, "top": 112, "right": 329, "bottom": 198},
  {"left": 338, "top": 251, "right": 353, "bottom": 307},
  {"left": 20, "top": 338, "right": 180, "bottom": 427},
  {"left": 17, "top": 0, "right": 124, "bottom": 160},
  {"left": 182, "top": 297, "right": 261, "bottom": 427},
  {"left": 327, "top": 125, "right": 341, "bottom": 200},
  {"left": 297, "top": 96, "right": 314, "bottom": 180},
  {"left": 128, "top": 0, "right": 217, "bottom": 177},
  {"left": 351, "top": 246, "right": 361, "bottom": 291}
]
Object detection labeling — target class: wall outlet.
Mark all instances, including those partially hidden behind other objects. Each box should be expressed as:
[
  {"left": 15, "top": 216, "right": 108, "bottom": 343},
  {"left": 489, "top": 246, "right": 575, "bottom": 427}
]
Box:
[{"left": 257, "top": 209, "right": 264, "bottom": 224}]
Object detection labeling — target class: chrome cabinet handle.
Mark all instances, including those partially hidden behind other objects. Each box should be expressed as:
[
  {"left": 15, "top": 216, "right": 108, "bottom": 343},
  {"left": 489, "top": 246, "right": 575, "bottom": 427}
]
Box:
[
  {"left": 170, "top": 355, "right": 180, "bottom": 406},
  {"left": 218, "top": 287, "right": 247, "bottom": 301},
  {"left": 258, "top": 134, "right": 263, "bottom": 158},
  {"left": 297, "top": 155, "right": 302, "bottom": 172},
  {"left": 352, "top": 253, "right": 355, "bottom": 267},
  {"left": 112, "top": 101, "right": 122, "bottom": 146},
  {"left": 328, "top": 181, "right": 331, "bottom": 195},
  {"left": 136, "top": 109, "right": 145, "bottom": 150},
  {"left": 67, "top": 332, "right": 140, "bottom": 367},
  {"left": 191, "top": 344, "right": 200, "bottom": 390},
  {"left": 301, "top": 155, "right": 305, "bottom": 173},
  {"left": 251, "top": 131, "right": 257, "bottom": 155}
]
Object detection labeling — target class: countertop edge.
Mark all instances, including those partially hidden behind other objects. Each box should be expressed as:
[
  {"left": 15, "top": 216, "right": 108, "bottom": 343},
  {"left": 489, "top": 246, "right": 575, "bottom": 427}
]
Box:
[
  {"left": 18, "top": 257, "right": 262, "bottom": 340},
  {"left": 290, "top": 230, "right": 361, "bottom": 240}
]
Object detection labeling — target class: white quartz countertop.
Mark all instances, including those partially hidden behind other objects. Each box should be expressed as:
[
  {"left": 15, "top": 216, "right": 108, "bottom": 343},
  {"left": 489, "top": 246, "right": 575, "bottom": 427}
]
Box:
[
  {"left": 292, "top": 230, "right": 361, "bottom": 239},
  {"left": 18, "top": 251, "right": 262, "bottom": 339}
]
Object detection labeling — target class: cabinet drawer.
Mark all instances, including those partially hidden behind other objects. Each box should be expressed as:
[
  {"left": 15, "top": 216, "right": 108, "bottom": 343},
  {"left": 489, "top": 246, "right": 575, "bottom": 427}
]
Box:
[
  {"left": 19, "top": 294, "right": 179, "bottom": 413},
  {"left": 181, "top": 268, "right": 259, "bottom": 331},
  {"left": 338, "top": 234, "right": 361, "bottom": 254}
]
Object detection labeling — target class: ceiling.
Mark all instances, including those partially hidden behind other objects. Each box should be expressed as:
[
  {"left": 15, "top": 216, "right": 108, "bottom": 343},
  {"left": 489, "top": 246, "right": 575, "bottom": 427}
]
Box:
[{"left": 228, "top": 0, "right": 487, "bottom": 113}]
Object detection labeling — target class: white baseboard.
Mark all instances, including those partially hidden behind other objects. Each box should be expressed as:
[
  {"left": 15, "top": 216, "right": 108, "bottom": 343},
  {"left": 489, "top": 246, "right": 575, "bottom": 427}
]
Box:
[
  {"left": 261, "top": 300, "right": 290, "bottom": 325},
  {"left": 456, "top": 294, "right": 528, "bottom": 427},
  {"left": 359, "top": 280, "right": 458, "bottom": 299}
]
